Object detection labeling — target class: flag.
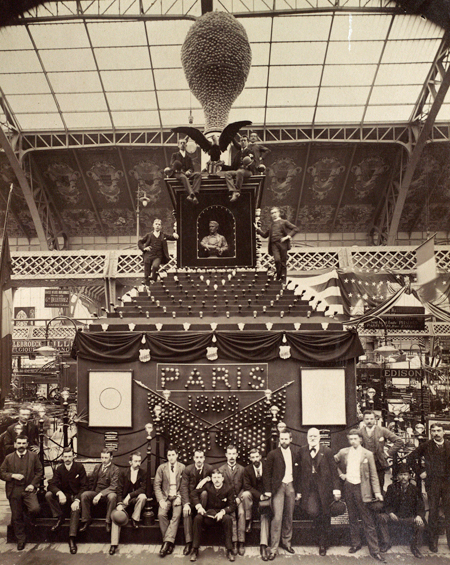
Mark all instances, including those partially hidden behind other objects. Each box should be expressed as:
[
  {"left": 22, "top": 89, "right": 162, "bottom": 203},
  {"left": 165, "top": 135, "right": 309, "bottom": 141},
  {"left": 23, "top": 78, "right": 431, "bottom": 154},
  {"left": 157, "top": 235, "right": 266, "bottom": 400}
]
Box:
[
  {"left": 0, "top": 233, "right": 13, "bottom": 407},
  {"left": 287, "top": 269, "right": 344, "bottom": 317},
  {"left": 416, "top": 235, "right": 438, "bottom": 303}
]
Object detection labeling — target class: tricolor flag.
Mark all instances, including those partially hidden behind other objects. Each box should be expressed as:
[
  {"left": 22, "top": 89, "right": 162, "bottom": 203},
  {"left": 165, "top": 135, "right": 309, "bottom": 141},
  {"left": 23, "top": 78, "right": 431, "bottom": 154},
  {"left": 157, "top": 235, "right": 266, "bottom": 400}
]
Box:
[
  {"left": 416, "top": 235, "right": 438, "bottom": 303},
  {"left": 287, "top": 269, "right": 344, "bottom": 317},
  {"left": 0, "top": 232, "right": 12, "bottom": 407}
]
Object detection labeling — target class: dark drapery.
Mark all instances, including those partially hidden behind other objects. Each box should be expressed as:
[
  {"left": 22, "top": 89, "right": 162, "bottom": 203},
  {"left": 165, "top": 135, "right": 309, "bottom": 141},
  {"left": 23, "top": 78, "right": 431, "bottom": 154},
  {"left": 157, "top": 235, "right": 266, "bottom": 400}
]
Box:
[{"left": 72, "top": 329, "right": 363, "bottom": 363}]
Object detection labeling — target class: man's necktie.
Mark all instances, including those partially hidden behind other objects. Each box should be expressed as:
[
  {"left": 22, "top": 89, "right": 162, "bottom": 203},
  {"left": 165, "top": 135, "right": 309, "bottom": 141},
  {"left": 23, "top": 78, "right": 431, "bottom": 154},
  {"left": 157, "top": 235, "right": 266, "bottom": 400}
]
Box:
[
  {"left": 310, "top": 447, "right": 316, "bottom": 457},
  {"left": 171, "top": 465, "right": 174, "bottom": 473}
]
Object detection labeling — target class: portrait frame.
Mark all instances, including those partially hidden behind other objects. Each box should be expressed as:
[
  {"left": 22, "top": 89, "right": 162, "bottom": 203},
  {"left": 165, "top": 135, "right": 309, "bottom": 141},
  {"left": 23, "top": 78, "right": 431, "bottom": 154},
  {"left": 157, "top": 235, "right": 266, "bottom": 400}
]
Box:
[{"left": 88, "top": 370, "right": 133, "bottom": 428}]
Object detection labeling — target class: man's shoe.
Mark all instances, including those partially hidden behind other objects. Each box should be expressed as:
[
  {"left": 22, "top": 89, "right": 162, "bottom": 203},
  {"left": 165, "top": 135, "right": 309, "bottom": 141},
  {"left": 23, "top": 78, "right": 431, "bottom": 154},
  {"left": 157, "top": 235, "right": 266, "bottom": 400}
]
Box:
[
  {"left": 167, "top": 542, "right": 174, "bottom": 555},
  {"left": 229, "top": 192, "right": 240, "bottom": 202},
  {"left": 17, "top": 542, "right": 25, "bottom": 551},
  {"left": 69, "top": 538, "right": 78, "bottom": 554},
  {"left": 184, "top": 542, "right": 192, "bottom": 556},
  {"left": 370, "top": 553, "right": 386, "bottom": 563},
  {"left": 319, "top": 546, "right": 327, "bottom": 556},
  {"left": 429, "top": 541, "right": 438, "bottom": 553},
  {"left": 106, "top": 521, "right": 111, "bottom": 533},
  {"left": 268, "top": 551, "right": 276, "bottom": 561},
  {"left": 380, "top": 543, "right": 392, "bottom": 553},
  {"left": 79, "top": 519, "right": 92, "bottom": 533},
  {"left": 227, "top": 549, "right": 235, "bottom": 562},
  {"left": 280, "top": 543, "right": 294, "bottom": 554},
  {"left": 260, "top": 545, "right": 268, "bottom": 561},
  {"left": 190, "top": 548, "right": 198, "bottom": 562},
  {"left": 51, "top": 516, "right": 65, "bottom": 532},
  {"left": 232, "top": 542, "right": 238, "bottom": 555},
  {"left": 131, "top": 518, "right": 139, "bottom": 529},
  {"left": 245, "top": 519, "right": 252, "bottom": 533},
  {"left": 348, "top": 545, "right": 362, "bottom": 553},
  {"left": 238, "top": 542, "right": 245, "bottom": 556},
  {"left": 109, "top": 545, "right": 117, "bottom": 555},
  {"left": 411, "top": 545, "right": 423, "bottom": 559},
  {"left": 160, "top": 542, "right": 170, "bottom": 557}
]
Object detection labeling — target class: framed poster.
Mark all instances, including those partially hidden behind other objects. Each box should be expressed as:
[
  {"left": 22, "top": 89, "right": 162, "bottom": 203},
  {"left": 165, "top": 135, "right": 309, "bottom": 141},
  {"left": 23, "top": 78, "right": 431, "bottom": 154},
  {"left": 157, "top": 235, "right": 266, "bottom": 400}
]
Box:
[
  {"left": 301, "top": 368, "right": 346, "bottom": 426},
  {"left": 89, "top": 371, "right": 132, "bottom": 427},
  {"left": 427, "top": 417, "right": 450, "bottom": 439}
]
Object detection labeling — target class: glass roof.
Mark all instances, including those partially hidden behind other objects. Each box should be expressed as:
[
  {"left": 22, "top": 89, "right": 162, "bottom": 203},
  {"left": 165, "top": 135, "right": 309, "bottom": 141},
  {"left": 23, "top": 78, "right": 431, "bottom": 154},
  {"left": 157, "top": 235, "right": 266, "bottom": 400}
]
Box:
[{"left": 0, "top": 5, "right": 447, "bottom": 132}]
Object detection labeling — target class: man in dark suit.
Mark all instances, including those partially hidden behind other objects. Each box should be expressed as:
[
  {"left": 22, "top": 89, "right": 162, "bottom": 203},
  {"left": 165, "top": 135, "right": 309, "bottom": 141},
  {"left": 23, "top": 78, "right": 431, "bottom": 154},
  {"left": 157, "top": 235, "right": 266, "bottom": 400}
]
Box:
[
  {"left": 263, "top": 429, "right": 301, "bottom": 560},
  {"left": 407, "top": 422, "right": 450, "bottom": 553},
  {"left": 45, "top": 446, "right": 87, "bottom": 554},
  {"left": 4, "top": 406, "right": 40, "bottom": 455},
  {"left": 224, "top": 135, "right": 256, "bottom": 202},
  {"left": 298, "top": 428, "right": 341, "bottom": 556},
  {"left": 0, "top": 434, "right": 43, "bottom": 550},
  {"left": 190, "top": 468, "right": 237, "bottom": 562},
  {"left": 109, "top": 451, "right": 147, "bottom": 555},
  {"left": 255, "top": 207, "right": 300, "bottom": 283},
  {"left": 377, "top": 463, "right": 425, "bottom": 558},
  {"left": 361, "top": 410, "right": 404, "bottom": 490},
  {"left": 168, "top": 138, "right": 202, "bottom": 203},
  {"left": 79, "top": 449, "right": 119, "bottom": 533},
  {"left": 242, "top": 447, "right": 271, "bottom": 561},
  {"left": 335, "top": 428, "right": 385, "bottom": 563},
  {"left": 180, "top": 449, "right": 214, "bottom": 556},
  {"left": 219, "top": 444, "right": 246, "bottom": 556},
  {"left": 138, "top": 218, "right": 179, "bottom": 285}
]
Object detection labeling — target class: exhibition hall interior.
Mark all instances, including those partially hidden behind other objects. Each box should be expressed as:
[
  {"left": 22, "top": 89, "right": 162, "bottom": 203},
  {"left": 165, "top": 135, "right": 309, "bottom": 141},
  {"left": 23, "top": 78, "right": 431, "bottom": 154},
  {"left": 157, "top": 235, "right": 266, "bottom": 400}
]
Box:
[{"left": 1, "top": 0, "right": 450, "bottom": 561}]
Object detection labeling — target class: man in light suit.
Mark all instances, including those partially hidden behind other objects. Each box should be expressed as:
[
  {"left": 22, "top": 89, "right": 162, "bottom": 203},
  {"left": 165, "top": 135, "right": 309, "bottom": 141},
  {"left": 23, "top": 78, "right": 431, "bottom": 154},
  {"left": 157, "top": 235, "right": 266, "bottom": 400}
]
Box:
[
  {"left": 180, "top": 449, "right": 214, "bottom": 556},
  {"left": 335, "top": 428, "right": 385, "bottom": 563},
  {"left": 0, "top": 434, "right": 43, "bottom": 550},
  {"left": 298, "top": 428, "right": 341, "bottom": 556},
  {"left": 361, "top": 410, "right": 404, "bottom": 490},
  {"left": 242, "top": 447, "right": 271, "bottom": 561},
  {"left": 108, "top": 451, "right": 147, "bottom": 555},
  {"left": 154, "top": 444, "right": 185, "bottom": 557},
  {"left": 219, "top": 444, "right": 246, "bottom": 556},
  {"left": 255, "top": 207, "right": 300, "bottom": 283},
  {"left": 79, "top": 449, "right": 119, "bottom": 533},
  {"left": 45, "top": 446, "right": 87, "bottom": 554},
  {"left": 263, "top": 429, "right": 301, "bottom": 560}
]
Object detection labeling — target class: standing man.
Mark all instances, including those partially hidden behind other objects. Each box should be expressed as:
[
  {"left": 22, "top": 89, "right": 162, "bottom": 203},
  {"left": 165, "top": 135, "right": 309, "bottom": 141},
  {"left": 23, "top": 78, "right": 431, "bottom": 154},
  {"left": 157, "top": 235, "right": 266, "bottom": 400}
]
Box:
[
  {"left": 79, "top": 449, "right": 119, "bottom": 533},
  {"left": 255, "top": 207, "right": 300, "bottom": 284},
  {"left": 407, "top": 422, "right": 450, "bottom": 553},
  {"left": 138, "top": 218, "right": 179, "bottom": 286},
  {"left": 219, "top": 444, "right": 246, "bottom": 556},
  {"left": 109, "top": 451, "right": 147, "bottom": 555},
  {"left": 180, "top": 449, "right": 214, "bottom": 556},
  {"left": 4, "top": 405, "right": 40, "bottom": 455},
  {"left": 154, "top": 444, "right": 185, "bottom": 557},
  {"left": 224, "top": 135, "right": 256, "bottom": 202},
  {"left": 377, "top": 463, "right": 425, "bottom": 558},
  {"left": 361, "top": 410, "right": 404, "bottom": 490},
  {"left": 263, "top": 429, "right": 301, "bottom": 560},
  {"left": 168, "top": 138, "right": 202, "bottom": 203},
  {"left": 190, "top": 468, "right": 236, "bottom": 562},
  {"left": 298, "top": 428, "right": 341, "bottom": 556},
  {"left": 242, "top": 447, "right": 271, "bottom": 561},
  {"left": 0, "top": 434, "right": 43, "bottom": 550},
  {"left": 45, "top": 446, "right": 87, "bottom": 554},
  {"left": 334, "top": 429, "right": 385, "bottom": 563}
]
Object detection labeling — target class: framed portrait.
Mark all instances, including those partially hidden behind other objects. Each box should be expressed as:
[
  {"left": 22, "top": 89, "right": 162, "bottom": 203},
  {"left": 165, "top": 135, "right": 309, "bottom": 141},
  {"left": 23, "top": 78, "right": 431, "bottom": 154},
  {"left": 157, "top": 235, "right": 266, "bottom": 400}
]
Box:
[
  {"left": 88, "top": 371, "right": 133, "bottom": 427},
  {"left": 427, "top": 417, "right": 450, "bottom": 439},
  {"left": 301, "top": 368, "right": 346, "bottom": 426}
]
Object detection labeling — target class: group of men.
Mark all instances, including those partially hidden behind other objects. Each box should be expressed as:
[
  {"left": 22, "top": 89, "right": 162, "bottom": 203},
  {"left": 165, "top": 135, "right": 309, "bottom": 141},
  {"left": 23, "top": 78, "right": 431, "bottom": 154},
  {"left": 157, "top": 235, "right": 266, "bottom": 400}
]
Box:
[{"left": 4, "top": 410, "right": 450, "bottom": 561}]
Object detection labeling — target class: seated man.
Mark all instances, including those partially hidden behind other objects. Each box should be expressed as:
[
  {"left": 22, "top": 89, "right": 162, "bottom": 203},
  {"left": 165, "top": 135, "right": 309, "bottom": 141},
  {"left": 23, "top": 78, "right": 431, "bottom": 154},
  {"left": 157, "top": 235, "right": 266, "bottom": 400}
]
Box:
[
  {"left": 190, "top": 468, "right": 237, "bottom": 562},
  {"left": 154, "top": 445, "right": 185, "bottom": 557},
  {"left": 180, "top": 449, "right": 214, "bottom": 556},
  {"left": 79, "top": 449, "right": 119, "bottom": 533},
  {"left": 200, "top": 221, "right": 228, "bottom": 257},
  {"left": 109, "top": 451, "right": 147, "bottom": 555},
  {"left": 242, "top": 447, "right": 271, "bottom": 561},
  {"left": 0, "top": 434, "right": 43, "bottom": 550},
  {"left": 167, "top": 138, "right": 202, "bottom": 203},
  {"left": 224, "top": 135, "right": 256, "bottom": 202},
  {"left": 45, "top": 446, "right": 87, "bottom": 554},
  {"left": 377, "top": 464, "right": 425, "bottom": 559}
]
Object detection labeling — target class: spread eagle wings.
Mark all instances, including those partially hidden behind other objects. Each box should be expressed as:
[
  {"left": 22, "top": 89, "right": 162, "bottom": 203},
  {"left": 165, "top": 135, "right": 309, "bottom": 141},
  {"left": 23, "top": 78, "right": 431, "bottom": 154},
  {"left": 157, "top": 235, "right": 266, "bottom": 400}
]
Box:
[{"left": 171, "top": 121, "right": 252, "bottom": 157}]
